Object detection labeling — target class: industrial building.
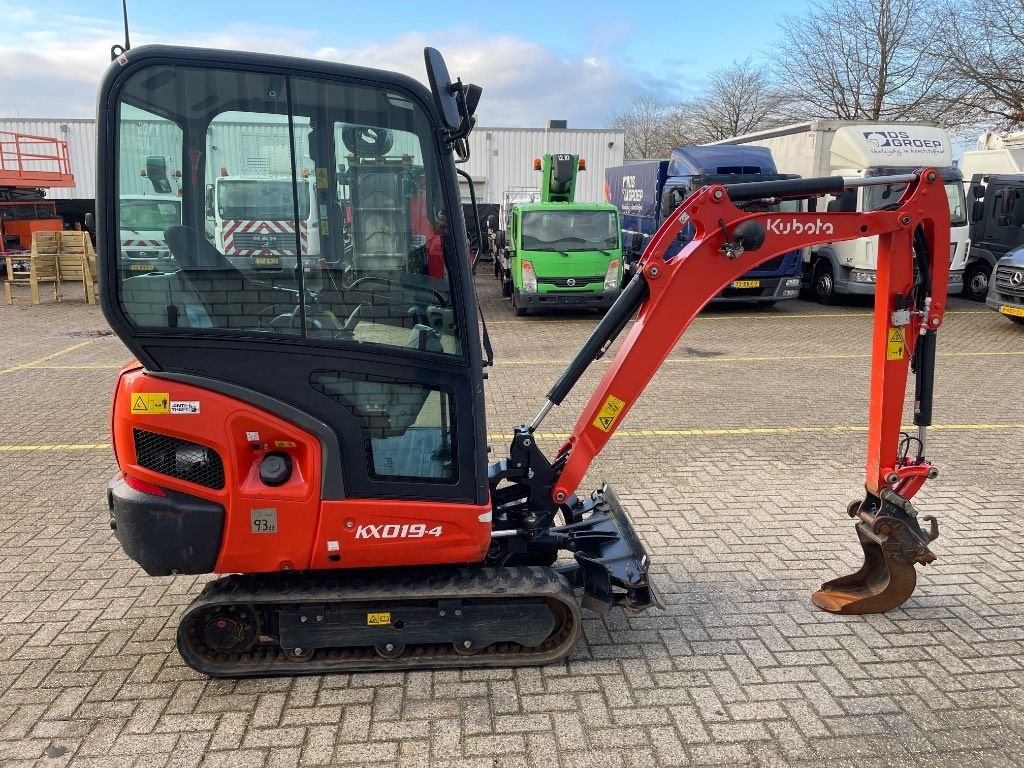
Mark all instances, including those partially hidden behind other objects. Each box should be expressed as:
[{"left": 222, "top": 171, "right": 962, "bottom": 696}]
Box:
[{"left": 0, "top": 118, "right": 624, "bottom": 226}]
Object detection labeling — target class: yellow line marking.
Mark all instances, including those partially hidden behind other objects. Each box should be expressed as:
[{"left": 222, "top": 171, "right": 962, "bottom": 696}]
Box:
[
  {"left": 487, "top": 423, "right": 1024, "bottom": 441},
  {"left": 492, "top": 350, "right": 1024, "bottom": 366},
  {"left": 2, "top": 422, "right": 1021, "bottom": 453},
  {"left": 21, "top": 364, "right": 122, "bottom": 370},
  {"left": 489, "top": 423, "right": 1024, "bottom": 442},
  {"left": 484, "top": 308, "right": 990, "bottom": 325},
  {"left": 0, "top": 443, "right": 112, "bottom": 452},
  {"left": 0, "top": 339, "right": 98, "bottom": 375}
]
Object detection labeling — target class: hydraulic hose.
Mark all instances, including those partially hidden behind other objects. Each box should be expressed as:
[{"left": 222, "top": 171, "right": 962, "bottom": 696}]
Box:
[{"left": 545, "top": 275, "right": 649, "bottom": 407}]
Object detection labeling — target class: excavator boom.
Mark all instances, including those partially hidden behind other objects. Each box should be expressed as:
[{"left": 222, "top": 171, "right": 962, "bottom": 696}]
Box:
[{"left": 526, "top": 169, "right": 950, "bottom": 616}]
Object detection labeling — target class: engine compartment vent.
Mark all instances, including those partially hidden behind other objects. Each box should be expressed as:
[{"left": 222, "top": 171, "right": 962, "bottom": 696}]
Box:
[{"left": 132, "top": 429, "right": 225, "bottom": 490}]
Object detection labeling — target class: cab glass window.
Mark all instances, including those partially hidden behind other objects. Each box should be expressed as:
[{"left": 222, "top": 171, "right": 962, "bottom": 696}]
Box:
[{"left": 114, "top": 64, "right": 462, "bottom": 357}]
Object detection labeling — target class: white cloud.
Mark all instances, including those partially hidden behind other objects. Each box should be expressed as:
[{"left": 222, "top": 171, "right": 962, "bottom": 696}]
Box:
[{"left": 0, "top": 13, "right": 674, "bottom": 127}]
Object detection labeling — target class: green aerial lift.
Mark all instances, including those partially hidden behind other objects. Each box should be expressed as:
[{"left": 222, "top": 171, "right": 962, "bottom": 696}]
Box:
[{"left": 495, "top": 153, "right": 622, "bottom": 315}]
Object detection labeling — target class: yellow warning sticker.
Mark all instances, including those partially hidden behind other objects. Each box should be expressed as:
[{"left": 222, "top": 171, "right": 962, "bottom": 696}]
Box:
[
  {"left": 886, "top": 327, "right": 906, "bottom": 361},
  {"left": 592, "top": 394, "right": 627, "bottom": 433},
  {"left": 366, "top": 612, "right": 391, "bottom": 626},
  {"left": 130, "top": 393, "right": 169, "bottom": 414},
  {"left": 274, "top": 440, "right": 297, "bottom": 448},
  {"left": 315, "top": 167, "right": 329, "bottom": 189},
  {"left": 319, "top": 219, "right": 329, "bottom": 236}
]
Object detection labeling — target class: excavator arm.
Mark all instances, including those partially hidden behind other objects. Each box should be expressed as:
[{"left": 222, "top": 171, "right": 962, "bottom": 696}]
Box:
[{"left": 493, "top": 169, "right": 950, "bottom": 616}]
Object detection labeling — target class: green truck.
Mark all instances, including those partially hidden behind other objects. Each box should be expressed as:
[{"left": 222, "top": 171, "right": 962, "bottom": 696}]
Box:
[{"left": 495, "top": 153, "right": 622, "bottom": 315}]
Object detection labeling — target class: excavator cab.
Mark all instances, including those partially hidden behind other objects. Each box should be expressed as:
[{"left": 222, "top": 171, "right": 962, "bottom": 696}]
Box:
[{"left": 99, "top": 47, "right": 487, "bottom": 508}]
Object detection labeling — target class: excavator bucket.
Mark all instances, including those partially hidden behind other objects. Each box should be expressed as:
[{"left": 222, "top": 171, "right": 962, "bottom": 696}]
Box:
[{"left": 812, "top": 494, "right": 939, "bottom": 615}]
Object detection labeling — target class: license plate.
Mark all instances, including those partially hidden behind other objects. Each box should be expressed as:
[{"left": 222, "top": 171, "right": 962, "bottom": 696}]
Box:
[
  {"left": 1000, "top": 305, "right": 1024, "bottom": 318},
  {"left": 254, "top": 257, "right": 281, "bottom": 267},
  {"left": 129, "top": 263, "right": 156, "bottom": 272},
  {"left": 732, "top": 279, "right": 761, "bottom": 289}
]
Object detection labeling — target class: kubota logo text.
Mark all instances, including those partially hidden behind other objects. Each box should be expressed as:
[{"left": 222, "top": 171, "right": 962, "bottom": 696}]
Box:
[{"left": 766, "top": 218, "right": 835, "bottom": 236}]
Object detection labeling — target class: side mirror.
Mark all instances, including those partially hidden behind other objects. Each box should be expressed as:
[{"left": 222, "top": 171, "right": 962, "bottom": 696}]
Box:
[
  {"left": 205, "top": 184, "right": 215, "bottom": 218},
  {"left": 84, "top": 212, "right": 95, "bottom": 231},
  {"left": 971, "top": 184, "right": 986, "bottom": 200},
  {"left": 971, "top": 200, "right": 984, "bottom": 223},
  {"left": 495, "top": 230, "right": 506, "bottom": 250},
  {"left": 630, "top": 232, "right": 643, "bottom": 253},
  {"left": 424, "top": 47, "right": 462, "bottom": 131}
]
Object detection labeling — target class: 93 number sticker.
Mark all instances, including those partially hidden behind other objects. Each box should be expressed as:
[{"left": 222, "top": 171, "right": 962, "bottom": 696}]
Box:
[{"left": 251, "top": 508, "right": 278, "bottom": 534}]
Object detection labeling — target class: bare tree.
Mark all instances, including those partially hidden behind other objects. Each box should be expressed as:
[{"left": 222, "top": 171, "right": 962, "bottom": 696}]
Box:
[
  {"left": 610, "top": 94, "right": 692, "bottom": 159},
  {"left": 933, "top": 0, "right": 1024, "bottom": 129},
  {"left": 686, "top": 59, "right": 787, "bottom": 142},
  {"left": 775, "top": 0, "right": 954, "bottom": 124}
]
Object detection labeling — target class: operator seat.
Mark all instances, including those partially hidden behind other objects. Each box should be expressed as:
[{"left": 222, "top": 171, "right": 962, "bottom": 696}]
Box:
[{"left": 164, "top": 225, "right": 266, "bottom": 330}]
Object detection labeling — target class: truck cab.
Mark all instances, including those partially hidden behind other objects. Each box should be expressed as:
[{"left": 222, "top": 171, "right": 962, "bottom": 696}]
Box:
[
  {"left": 606, "top": 146, "right": 803, "bottom": 304},
  {"left": 118, "top": 194, "right": 181, "bottom": 275},
  {"left": 210, "top": 174, "right": 321, "bottom": 273},
  {"left": 964, "top": 174, "right": 1024, "bottom": 301},
  {"left": 496, "top": 154, "right": 623, "bottom": 315},
  {"left": 814, "top": 137, "right": 969, "bottom": 301}
]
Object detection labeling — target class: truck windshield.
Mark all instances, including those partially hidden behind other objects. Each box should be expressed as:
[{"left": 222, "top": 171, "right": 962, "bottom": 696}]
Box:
[
  {"left": 863, "top": 169, "right": 967, "bottom": 227},
  {"left": 217, "top": 180, "right": 310, "bottom": 220},
  {"left": 521, "top": 210, "right": 619, "bottom": 252},
  {"left": 120, "top": 199, "right": 181, "bottom": 231}
]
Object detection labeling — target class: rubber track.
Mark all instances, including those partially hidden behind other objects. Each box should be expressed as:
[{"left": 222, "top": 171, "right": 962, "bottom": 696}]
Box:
[{"left": 177, "top": 565, "right": 581, "bottom": 677}]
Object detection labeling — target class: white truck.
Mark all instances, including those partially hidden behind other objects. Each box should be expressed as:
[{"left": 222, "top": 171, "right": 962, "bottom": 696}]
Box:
[
  {"left": 958, "top": 132, "right": 1024, "bottom": 300},
  {"left": 118, "top": 194, "right": 181, "bottom": 275},
  {"left": 711, "top": 120, "right": 970, "bottom": 302},
  {"left": 208, "top": 174, "right": 321, "bottom": 271}
]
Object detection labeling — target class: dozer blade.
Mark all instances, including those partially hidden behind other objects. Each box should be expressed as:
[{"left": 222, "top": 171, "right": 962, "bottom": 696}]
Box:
[
  {"left": 812, "top": 493, "right": 939, "bottom": 615},
  {"left": 557, "top": 484, "right": 664, "bottom": 617}
]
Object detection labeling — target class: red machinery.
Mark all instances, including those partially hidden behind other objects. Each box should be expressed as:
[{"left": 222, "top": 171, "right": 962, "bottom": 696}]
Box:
[
  {"left": 0, "top": 131, "right": 75, "bottom": 252},
  {"left": 97, "top": 46, "right": 949, "bottom": 676}
]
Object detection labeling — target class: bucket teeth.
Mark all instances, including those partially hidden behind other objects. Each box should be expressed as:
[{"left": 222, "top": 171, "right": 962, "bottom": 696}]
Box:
[{"left": 812, "top": 494, "right": 938, "bottom": 615}]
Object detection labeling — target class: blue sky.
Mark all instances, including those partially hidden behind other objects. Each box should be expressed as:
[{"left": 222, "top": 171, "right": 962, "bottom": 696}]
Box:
[{"left": 2, "top": 0, "right": 815, "bottom": 125}]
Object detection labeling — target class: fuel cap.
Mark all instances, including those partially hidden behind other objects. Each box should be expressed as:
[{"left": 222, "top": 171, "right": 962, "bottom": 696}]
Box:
[{"left": 259, "top": 452, "right": 293, "bottom": 486}]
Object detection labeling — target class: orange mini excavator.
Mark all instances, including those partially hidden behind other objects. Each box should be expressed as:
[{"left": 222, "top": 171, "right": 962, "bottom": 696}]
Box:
[{"left": 97, "top": 45, "right": 949, "bottom": 676}]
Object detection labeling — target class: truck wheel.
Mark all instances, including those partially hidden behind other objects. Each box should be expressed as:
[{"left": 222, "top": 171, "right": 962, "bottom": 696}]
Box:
[
  {"left": 963, "top": 262, "right": 992, "bottom": 302},
  {"left": 512, "top": 292, "right": 527, "bottom": 316},
  {"left": 811, "top": 260, "right": 838, "bottom": 305}
]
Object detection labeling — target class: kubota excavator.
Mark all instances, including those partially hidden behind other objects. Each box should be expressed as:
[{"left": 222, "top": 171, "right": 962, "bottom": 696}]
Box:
[{"left": 98, "top": 45, "right": 949, "bottom": 676}]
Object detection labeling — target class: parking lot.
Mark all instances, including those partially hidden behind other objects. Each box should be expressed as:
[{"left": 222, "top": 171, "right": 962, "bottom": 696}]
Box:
[{"left": 1, "top": 275, "right": 1023, "bottom": 768}]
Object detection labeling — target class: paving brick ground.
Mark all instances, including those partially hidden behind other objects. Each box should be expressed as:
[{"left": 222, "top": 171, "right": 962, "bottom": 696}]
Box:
[{"left": 1, "top": 275, "right": 1023, "bottom": 767}]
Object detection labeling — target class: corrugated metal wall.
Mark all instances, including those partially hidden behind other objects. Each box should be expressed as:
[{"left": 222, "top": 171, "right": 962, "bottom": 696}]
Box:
[
  {"left": 460, "top": 128, "right": 624, "bottom": 204},
  {"left": 0, "top": 118, "right": 95, "bottom": 200},
  {"left": 1, "top": 117, "right": 624, "bottom": 207}
]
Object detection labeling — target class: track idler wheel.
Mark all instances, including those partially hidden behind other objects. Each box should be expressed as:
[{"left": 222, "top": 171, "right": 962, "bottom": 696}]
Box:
[
  {"left": 812, "top": 493, "right": 939, "bottom": 615},
  {"left": 198, "top": 606, "right": 259, "bottom": 654}
]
